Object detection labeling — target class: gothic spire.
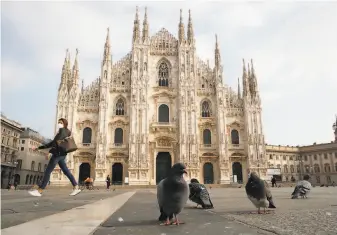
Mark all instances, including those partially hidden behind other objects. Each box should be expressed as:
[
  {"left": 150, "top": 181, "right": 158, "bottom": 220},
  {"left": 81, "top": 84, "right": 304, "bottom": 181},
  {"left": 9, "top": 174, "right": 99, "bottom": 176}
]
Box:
[
  {"left": 73, "top": 48, "right": 79, "bottom": 71},
  {"left": 66, "top": 50, "right": 72, "bottom": 88},
  {"left": 60, "top": 49, "right": 69, "bottom": 88},
  {"left": 132, "top": 6, "right": 140, "bottom": 43},
  {"left": 187, "top": 9, "right": 194, "bottom": 44},
  {"left": 242, "top": 59, "right": 250, "bottom": 97},
  {"left": 103, "top": 28, "right": 111, "bottom": 65},
  {"left": 249, "top": 59, "right": 258, "bottom": 96},
  {"left": 66, "top": 49, "right": 71, "bottom": 70},
  {"left": 178, "top": 9, "right": 185, "bottom": 43},
  {"left": 142, "top": 7, "right": 149, "bottom": 42},
  {"left": 215, "top": 34, "right": 221, "bottom": 68},
  {"left": 72, "top": 48, "right": 79, "bottom": 86}
]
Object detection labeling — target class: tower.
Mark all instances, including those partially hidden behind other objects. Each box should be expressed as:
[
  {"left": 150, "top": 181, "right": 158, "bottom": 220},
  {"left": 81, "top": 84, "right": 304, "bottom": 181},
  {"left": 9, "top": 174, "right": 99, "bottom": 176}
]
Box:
[
  {"left": 95, "top": 28, "right": 113, "bottom": 182},
  {"left": 128, "top": 6, "right": 151, "bottom": 185},
  {"left": 242, "top": 59, "right": 267, "bottom": 180},
  {"left": 54, "top": 49, "right": 81, "bottom": 184},
  {"left": 177, "top": 9, "right": 200, "bottom": 178},
  {"left": 213, "top": 35, "right": 229, "bottom": 183}
]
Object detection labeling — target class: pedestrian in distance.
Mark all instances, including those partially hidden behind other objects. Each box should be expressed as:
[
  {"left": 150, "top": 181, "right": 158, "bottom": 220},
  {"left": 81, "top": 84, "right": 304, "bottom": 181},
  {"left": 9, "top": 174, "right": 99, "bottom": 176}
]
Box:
[
  {"left": 271, "top": 176, "right": 277, "bottom": 188},
  {"left": 28, "top": 118, "right": 81, "bottom": 197},
  {"left": 106, "top": 175, "right": 111, "bottom": 190}
]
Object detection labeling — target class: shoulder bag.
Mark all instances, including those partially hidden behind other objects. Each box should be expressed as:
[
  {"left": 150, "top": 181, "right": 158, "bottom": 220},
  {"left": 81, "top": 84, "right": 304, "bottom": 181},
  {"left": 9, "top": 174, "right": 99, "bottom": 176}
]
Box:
[{"left": 57, "top": 131, "right": 78, "bottom": 153}]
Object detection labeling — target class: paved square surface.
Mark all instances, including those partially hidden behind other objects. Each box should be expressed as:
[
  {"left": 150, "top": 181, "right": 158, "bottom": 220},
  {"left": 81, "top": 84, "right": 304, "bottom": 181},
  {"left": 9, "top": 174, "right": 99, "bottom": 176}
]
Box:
[{"left": 1, "top": 186, "right": 337, "bottom": 235}]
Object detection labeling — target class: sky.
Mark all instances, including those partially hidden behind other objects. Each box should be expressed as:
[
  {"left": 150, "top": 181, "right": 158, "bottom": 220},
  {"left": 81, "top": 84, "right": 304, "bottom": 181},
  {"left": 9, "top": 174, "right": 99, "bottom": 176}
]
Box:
[{"left": 1, "top": 1, "right": 337, "bottom": 146}]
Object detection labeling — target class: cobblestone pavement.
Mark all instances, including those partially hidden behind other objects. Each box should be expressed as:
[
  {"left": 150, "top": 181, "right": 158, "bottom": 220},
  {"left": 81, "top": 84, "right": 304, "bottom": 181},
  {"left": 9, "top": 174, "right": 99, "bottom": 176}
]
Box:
[
  {"left": 207, "top": 187, "right": 337, "bottom": 235},
  {"left": 1, "top": 187, "right": 336, "bottom": 235},
  {"left": 1, "top": 188, "right": 127, "bottom": 229}
]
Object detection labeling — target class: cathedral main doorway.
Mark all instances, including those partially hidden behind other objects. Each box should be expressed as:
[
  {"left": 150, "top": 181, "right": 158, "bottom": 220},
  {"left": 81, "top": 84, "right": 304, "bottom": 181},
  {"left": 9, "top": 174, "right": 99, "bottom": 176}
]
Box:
[
  {"left": 156, "top": 152, "right": 172, "bottom": 184},
  {"left": 232, "top": 162, "right": 243, "bottom": 183},
  {"left": 79, "top": 163, "right": 90, "bottom": 184},
  {"left": 203, "top": 162, "right": 214, "bottom": 184},
  {"left": 112, "top": 163, "right": 123, "bottom": 185}
]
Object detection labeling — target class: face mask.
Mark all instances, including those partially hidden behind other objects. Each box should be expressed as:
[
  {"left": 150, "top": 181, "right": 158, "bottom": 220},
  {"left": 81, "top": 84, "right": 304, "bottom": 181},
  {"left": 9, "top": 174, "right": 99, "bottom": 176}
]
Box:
[{"left": 58, "top": 123, "right": 64, "bottom": 129}]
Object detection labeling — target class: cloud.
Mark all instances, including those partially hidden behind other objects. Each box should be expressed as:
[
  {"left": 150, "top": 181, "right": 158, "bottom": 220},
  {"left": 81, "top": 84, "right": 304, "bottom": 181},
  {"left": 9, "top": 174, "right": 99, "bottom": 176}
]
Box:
[{"left": 1, "top": 1, "right": 337, "bottom": 146}]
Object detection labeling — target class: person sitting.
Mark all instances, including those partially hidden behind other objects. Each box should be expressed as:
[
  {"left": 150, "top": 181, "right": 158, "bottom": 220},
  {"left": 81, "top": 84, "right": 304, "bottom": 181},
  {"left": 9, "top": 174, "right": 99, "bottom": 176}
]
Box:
[
  {"left": 84, "top": 177, "right": 93, "bottom": 189},
  {"left": 188, "top": 178, "right": 214, "bottom": 209}
]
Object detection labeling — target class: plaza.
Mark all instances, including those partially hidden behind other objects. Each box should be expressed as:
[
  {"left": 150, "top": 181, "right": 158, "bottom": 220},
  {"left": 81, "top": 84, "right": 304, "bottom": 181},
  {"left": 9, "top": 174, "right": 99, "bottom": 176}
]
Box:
[{"left": 1, "top": 186, "right": 337, "bottom": 235}]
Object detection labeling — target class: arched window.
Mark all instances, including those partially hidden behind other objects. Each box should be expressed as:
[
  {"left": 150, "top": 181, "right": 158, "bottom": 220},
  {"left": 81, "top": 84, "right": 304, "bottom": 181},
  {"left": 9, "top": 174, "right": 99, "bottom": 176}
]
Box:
[
  {"left": 290, "top": 165, "right": 294, "bottom": 173},
  {"left": 38, "top": 163, "right": 41, "bottom": 172},
  {"left": 31, "top": 161, "right": 35, "bottom": 171},
  {"left": 201, "top": 101, "right": 211, "bottom": 117},
  {"left": 296, "top": 165, "right": 300, "bottom": 173},
  {"left": 158, "top": 104, "right": 169, "bottom": 123},
  {"left": 158, "top": 62, "right": 169, "bottom": 86},
  {"left": 115, "top": 98, "right": 125, "bottom": 115},
  {"left": 283, "top": 165, "right": 288, "bottom": 173},
  {"left": 231, "top": 129, "right": 240, "bottom": 144},
  {"left": 114, "top": 128, "right": 124, "bottom": 144},
  {"left": 314, "top": 164, "right": 320, "bottom": 173},
  {"left": 324, "top": 164, "right": 331, "bottom": 173},
  {"left": 82, "top": 127, "right": 92, "bottom": 144},
  {"left": 203, "top": 129, "right": 212, "bottom": 145},
  {"left": 305, "top": 165, "right": 310, "bottom": 173}
]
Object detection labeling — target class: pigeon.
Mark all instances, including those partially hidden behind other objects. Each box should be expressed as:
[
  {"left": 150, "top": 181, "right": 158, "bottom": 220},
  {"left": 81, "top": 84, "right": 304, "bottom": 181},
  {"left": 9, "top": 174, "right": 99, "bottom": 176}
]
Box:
[
  {"left": 160, "top": 162, "right": 188, "bottom": 225},
  {"left": 291, "top": 175, "right": 312, "bottom": 199},
  {"left": 157, "top": 178, "right": 173, "bottom": 221},
  {"left": 245, "top": 172, "right": 276, "bottom": 214},
  {"left": 188, "top": 178, "right": 214, "bottom": 209}
]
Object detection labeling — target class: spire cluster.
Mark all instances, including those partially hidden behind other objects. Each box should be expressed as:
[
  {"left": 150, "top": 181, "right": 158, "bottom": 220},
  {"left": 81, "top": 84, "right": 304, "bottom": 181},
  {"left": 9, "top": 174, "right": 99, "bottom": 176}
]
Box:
[
  {"left": 132, "top": 6, "right": 150, "bottom": 44},
  {"left": 59, "top": 48, "right": 80, "bottom": 91},
  {"left": 177, "top": 9, "right": 194, "bottom": 45},
  {"left": 241, "top": 58, "right": 259, "bottom": 98}
]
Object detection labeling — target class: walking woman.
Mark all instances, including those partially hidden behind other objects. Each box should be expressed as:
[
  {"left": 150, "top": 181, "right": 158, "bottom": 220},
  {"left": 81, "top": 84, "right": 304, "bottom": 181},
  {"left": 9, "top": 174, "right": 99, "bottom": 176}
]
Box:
[{"left": 29, "top": 118, "right": 81, "bottom": 197}]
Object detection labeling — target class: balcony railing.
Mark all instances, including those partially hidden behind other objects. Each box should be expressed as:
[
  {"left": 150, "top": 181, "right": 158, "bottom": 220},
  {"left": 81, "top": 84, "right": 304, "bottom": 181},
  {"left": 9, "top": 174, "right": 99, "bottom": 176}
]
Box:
[
  {"left": 152, "top": 121, "right": 176, "bottom": 126},
  {"left": 228, "top": 144, "right": 244, "bottom": 150},
  {"left": 199, "top": 144, "right": 217, "bottom": 149},
  {"left": 79, "top": 143, "right": 95, "bottom": 148},
  {"left": 110, "top": 143, "right": 128, "bottom": 149}
]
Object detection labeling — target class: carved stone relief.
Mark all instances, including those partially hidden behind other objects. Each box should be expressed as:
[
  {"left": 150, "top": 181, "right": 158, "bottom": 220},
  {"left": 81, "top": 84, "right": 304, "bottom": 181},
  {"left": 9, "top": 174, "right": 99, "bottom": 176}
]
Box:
[{"left": 157, "top": 138, "right": 171, "bottom": 147}]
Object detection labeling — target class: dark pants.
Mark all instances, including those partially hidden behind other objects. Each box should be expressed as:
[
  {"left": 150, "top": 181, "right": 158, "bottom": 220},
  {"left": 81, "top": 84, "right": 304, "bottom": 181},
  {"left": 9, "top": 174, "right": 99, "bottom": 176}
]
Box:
[
  {"left": 39, "top": 155, "right": 77, "bottom": 189},
  {"left": 107, "top": 182, "right": 110, "bottom": 189}
]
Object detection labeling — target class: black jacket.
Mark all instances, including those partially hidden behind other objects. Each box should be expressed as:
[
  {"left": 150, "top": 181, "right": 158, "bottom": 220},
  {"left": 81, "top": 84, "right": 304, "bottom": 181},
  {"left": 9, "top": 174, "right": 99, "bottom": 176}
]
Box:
[{"left": 38, "top": 128, "right": 71, "bottom": 156}]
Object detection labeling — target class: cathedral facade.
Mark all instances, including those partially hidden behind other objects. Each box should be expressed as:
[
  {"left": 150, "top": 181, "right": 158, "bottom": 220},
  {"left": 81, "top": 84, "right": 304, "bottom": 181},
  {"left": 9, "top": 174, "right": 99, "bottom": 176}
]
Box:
[{"left": 52, "top": 8, "right": 268, "bottom": 186}]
